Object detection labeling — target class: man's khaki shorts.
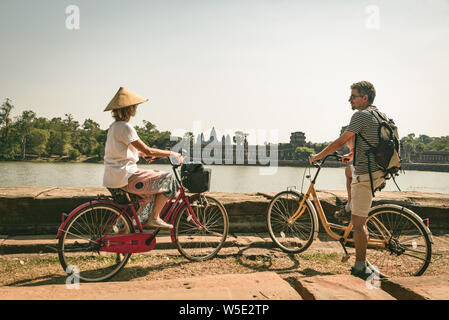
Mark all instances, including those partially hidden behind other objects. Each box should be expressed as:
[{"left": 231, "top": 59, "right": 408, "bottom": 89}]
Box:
[{"left": 350, "top": 170, "right": 385, "bottom": 218}]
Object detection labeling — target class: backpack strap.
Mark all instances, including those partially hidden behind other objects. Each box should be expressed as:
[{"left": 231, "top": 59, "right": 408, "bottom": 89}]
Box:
[
  {"left": 354, "top": 132, "right": 376, "bottom": 197},
  {"left": 357, "top": 132, "right": 375, "bottom": 149},
  {"left": 366, "top": 148, "right": 375, "bottom": 197},
  {"left": 355, "top": 109, "right": 381, "bottom": 197}
]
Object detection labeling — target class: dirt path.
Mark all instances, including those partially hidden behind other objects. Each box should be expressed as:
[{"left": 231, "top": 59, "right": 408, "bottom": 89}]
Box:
[{"left": 1, "top": 233, "right": 448, "bottom": 289}]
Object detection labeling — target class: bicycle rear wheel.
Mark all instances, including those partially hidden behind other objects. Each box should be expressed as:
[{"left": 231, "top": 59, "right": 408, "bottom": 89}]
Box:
[
  {"left": 365, "top": 205, "right": 432, "bottom": 277},
  {"left": 267, "top": 190, "right": 317, "bottom": 253},
  {"left": 174, "top": 194, "right": 229, "bottom": 261},
  {"left": 58, "top": 203, "right": 133, "bottom": 282}
]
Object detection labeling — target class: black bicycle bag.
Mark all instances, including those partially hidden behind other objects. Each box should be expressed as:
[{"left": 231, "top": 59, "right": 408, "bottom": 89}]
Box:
[{"left": 180, "top": 163, "right": 211, "bottom": 193}]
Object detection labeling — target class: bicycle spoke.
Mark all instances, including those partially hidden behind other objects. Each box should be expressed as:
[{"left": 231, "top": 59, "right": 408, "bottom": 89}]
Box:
[
  {"left": 175, "top": 196, "right": 228, "bottom": 261},
  {"left": 59, "top": 205, "right": 132, "bottom": 282},
  {"left": 267, "top": 192, "right": 315, "bottom": 253},
  {"left": 401, "top": 252, "right": 427, "bottom": 262},
  {"left": 366, "top": 208, "right": 431, "bottom": 277}
]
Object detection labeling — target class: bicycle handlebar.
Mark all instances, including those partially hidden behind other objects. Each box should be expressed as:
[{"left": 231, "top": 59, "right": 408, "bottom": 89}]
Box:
[
  {"left": 142, "top": 151, "right": 184, "bottom": 168},
  {"left": 312, "top": 152, "right": 343, "bottom": 168},
  {"left": 167, "top": 156, "right": 183, "bottom": 168}
]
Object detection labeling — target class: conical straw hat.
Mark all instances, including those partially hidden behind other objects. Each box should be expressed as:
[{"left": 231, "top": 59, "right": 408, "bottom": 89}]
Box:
[{"left": 104, "top": 87, "right": 149, "bottom": 111}]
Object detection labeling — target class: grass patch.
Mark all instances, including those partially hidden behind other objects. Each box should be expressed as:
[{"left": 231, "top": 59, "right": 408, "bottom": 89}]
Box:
[{"left": 299, "top": 252, "right": 341, "bottom": 264}]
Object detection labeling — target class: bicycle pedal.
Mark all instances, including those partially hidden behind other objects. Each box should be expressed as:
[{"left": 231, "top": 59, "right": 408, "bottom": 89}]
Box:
[{"left": 341, "top": 254, "right": 350, "bottom": 263}]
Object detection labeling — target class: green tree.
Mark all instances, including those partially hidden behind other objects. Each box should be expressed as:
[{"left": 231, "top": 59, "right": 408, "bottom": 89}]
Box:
[
  {"left": 68, "top": 147, "right": 81, "bottom": 160},
  {"left": 295, "top": 146, "right": 315, "bottom": 161},
  {"left": 79, "top": 135, "right": 98, "bottom": 156},
  {"left": 401, "top": 134, "right": 416, "bottom": 162},
  {"left": 428, "top": 136, "right": 449, "bottom": 152},
  {"left": 46, "top": 130, "right": 71, "bottom": 156},
  {"left": 63, "top": 113, "right": 81, "bottom": 152},
  {"left": 14, "top": 110, "right": 36, "bottom": 159},
  {"left": 0, "top": 98, "right": 19, "bottom": 159},
  {"left": 0, "top": 98, "right": 13, "bottom": 140},
  {"left": 135, "top": 120, "right": 158, "bottom": 145},
  {"left": 417, "top": 134, "right": 432, "bottom": 145},
  {"left": 27, "top": 128, "right": 50, "bottom": 156},
  {"left": 94, "top": 143, "right": 105, "bottom": 159},
  {"left": 156, "top": 130, "right": 174, "bottom": 149},
  {"left": 83, "top": 119, "right": 100, "bottom": 133},
  {"left": 33, "top": 117, "right": 51, "bottom": 130},
  {"left": 78, "top": 119, "right": 102, "bottom": 156},
  {"left": 415, "top": 142, "right": 425, "bottom": 153},
  {"left": 313, "top": 142, "right": 330, "bottom": 153}
]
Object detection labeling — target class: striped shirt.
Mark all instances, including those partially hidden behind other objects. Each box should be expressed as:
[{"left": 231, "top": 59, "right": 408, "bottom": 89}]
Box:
[{"left": 345, "top": 105, "right": 382, "bottom": 175}]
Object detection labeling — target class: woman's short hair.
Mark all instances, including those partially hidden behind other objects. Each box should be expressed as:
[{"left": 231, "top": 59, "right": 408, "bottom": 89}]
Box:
[
  {"left": 351, "top": 81, "right": 376, "bottom": 104},
  {"left": 112, "top": 105, "right": 137, "bottom": 122}
]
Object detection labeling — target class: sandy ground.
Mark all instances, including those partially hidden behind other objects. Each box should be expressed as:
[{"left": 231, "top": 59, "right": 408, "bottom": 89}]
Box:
[{"left": 1, "top": 232, "right": 448, "bottom": 290}]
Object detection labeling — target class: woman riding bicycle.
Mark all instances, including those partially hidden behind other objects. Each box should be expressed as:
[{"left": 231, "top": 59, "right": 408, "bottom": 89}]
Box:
[{"left": 103, "top": 87, "right": 183, "bottom": 229}]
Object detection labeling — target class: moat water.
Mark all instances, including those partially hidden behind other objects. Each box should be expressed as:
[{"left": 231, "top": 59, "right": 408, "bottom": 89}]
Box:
[{"left": 1, "top": 162, "right": 449, "bottom": 194}]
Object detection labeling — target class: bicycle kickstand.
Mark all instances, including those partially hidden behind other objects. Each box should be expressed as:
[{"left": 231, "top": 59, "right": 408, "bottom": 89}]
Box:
[{"left": 339, "top": 238, "right": 350, "bottom": 263}]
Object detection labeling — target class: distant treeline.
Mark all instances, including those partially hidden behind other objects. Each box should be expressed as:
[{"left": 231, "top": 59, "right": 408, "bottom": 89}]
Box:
[
  {"left": 0, "top": 99, "right": 175, "bottom": 160},
  {"left": 1, "top": 98, "right": 448, "bottom": 161},
  {"left": 294, "top": 134, "right": 449, "bottom": 161}
]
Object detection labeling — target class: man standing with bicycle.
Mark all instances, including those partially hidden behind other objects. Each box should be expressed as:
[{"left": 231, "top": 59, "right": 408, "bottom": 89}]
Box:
[{"left": 309, "top": 81, "right": 386, "bottom": 280}]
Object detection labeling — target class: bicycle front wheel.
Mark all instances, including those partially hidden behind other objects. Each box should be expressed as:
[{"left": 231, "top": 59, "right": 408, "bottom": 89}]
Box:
[
  {"left": 267, "top": 190, "right": 317, "bottom": 253},
  {"left": 58, "top": 203, "right": 133, "bottom": 282},
  {"left": 174, "top": 194, "right": 229, "bottom": 261},
  {"left": 365, "top": 205, "right": 432, "bottom": 277}
]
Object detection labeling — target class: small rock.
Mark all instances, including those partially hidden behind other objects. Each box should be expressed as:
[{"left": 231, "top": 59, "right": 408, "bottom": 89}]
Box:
[{"left": 19, "top": 260, "right": 24, "bottom": 265}]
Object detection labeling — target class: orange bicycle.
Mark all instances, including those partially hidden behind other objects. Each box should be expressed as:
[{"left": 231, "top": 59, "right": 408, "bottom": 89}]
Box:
[{"left": 266, "top": 152, "right": 433, "bottom": 277}]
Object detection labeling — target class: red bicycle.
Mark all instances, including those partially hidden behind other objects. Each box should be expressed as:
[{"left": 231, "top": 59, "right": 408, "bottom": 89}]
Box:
[{"left": 56, "top": 158, "right": 229, "bottom": 282}]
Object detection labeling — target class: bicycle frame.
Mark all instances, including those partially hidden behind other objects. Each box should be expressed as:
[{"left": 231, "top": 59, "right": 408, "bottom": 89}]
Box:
[{"left": 286, "top": 154, "right": 389, "bottom": 249}]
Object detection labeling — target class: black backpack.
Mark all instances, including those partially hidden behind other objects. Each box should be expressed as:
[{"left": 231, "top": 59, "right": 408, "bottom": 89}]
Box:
[{"left": 355, "top": 108, "right": 402, "bottom": 196}]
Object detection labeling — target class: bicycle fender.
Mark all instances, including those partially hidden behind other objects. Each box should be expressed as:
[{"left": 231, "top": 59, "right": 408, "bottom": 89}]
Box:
[
  {"left": 306, "top": 198, "right": 320, "bottom": 240},
  {"left": 56, "top": 200, "right": 121, "bottom": 239},
  {"left": 369, "top": 203, "right": 434, "bottom": 244}
]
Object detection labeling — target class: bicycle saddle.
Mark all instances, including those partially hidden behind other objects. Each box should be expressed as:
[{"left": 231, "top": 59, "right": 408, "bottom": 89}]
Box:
[{"left": 107, "top": 188, "right": 141, "bottom": 206}]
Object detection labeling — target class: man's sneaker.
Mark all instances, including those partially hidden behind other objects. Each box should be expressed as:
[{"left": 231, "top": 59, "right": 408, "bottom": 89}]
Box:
[
  {"left": 334, "top": 206, "right": 351, "bottom": 224},
  {"left": 365, "top": 262, "right": 387, "bottom": 279},
  {"left": 350, "top": 266, "right": 375, "bottom": 280}
]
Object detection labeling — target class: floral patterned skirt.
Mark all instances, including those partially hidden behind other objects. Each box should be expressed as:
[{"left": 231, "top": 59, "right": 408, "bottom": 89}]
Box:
[{"left": 109, "top": 168, "right": 180, "bottom": 228}]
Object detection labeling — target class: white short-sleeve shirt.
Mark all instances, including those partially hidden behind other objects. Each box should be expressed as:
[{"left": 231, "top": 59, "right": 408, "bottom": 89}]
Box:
[{"left": 103, "top": 121, "right": 140, "bottom": 188}]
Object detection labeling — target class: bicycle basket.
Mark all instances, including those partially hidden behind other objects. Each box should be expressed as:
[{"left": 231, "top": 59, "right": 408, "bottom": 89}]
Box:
[{"left": 180, "top": 163, "right": 211, "bottom": 193}]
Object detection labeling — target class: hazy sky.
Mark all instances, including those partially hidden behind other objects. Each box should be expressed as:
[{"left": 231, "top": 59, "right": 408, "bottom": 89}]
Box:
[{"left": 1, "top": 0, "right": 448, "bottom": 143}]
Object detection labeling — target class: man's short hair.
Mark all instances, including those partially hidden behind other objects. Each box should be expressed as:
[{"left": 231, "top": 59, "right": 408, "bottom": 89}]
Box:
[{"left": 351, "top": 81, "right": 376, "bottom": 104}]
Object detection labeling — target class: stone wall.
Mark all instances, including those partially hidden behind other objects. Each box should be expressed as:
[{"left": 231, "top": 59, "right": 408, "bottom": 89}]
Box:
[{"left": 0, "top": 187, "right": 448, "bottom": 235}]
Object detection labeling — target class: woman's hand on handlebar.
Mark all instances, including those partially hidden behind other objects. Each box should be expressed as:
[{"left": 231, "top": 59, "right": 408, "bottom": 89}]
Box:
[
  {"left": 170, "top": 151, "right": 184, "bottom": 166},
  {"left": 143, "top": 156, "right": 155, "bottom": 163}
]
